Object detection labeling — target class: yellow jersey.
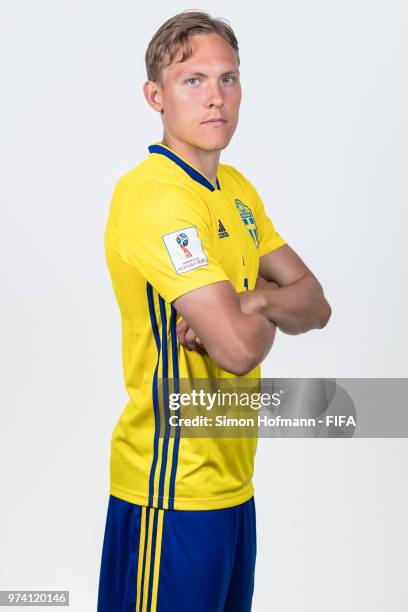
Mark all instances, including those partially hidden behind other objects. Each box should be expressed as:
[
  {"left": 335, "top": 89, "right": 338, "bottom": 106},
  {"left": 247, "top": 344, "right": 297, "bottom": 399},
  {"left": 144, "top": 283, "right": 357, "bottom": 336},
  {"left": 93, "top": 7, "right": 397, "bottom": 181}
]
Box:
[{"left": 104, "top": 141, "right": 286, "bottom": 510}]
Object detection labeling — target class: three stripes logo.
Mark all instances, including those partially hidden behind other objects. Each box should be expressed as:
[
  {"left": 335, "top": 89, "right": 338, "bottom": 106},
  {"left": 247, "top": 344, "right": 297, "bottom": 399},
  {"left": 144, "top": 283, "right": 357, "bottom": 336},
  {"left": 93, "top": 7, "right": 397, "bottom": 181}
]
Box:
[{"left": 218, "top": 219, "right": 229, "bottom": 239}]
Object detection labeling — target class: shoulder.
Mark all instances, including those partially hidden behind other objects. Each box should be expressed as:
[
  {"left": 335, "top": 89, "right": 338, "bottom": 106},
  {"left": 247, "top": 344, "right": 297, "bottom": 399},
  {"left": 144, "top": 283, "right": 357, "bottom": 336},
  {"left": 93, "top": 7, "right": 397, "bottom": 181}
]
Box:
[
  {"left": 109, "top": 167, "right": 211, "bottom": 236},
  {"left": 112, "top": 162, "right": 206, "bottom": 215}
]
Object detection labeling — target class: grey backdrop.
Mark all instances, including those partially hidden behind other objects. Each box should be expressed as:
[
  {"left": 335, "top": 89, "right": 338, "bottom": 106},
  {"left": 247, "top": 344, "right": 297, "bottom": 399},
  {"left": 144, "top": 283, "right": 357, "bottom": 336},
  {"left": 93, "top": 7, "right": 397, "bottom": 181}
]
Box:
[{"left": 1, "top": 1, "right": 407, "bottom": 610}]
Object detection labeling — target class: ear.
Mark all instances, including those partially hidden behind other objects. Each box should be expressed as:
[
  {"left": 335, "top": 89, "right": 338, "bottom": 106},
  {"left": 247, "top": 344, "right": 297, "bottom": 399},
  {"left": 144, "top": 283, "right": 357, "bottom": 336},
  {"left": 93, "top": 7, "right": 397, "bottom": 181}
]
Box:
[{"left": 143, "top": 80, "right": 163, "bottom": 113}]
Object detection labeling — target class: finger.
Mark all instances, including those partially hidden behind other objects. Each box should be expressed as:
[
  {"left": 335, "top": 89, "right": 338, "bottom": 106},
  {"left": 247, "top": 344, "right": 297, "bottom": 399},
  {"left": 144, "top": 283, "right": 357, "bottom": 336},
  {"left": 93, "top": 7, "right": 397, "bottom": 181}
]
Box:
[
  {"left": 176, "top": 319, "right": 189, "bottom": 334},
  {"left": 195, "top": 339, "right": 207, "bottom": 354},
  {"left": 256, "top": 277, "right": 279, "bottom": 291},
  {"left": 176, "top": 319, "right": 189, "bottom": 344},
  {"left": 185, "top": 328, "right": 197, "bottom": 349},
  {"left": 185, "top": 329, "right": 204, "bottom": 352}
]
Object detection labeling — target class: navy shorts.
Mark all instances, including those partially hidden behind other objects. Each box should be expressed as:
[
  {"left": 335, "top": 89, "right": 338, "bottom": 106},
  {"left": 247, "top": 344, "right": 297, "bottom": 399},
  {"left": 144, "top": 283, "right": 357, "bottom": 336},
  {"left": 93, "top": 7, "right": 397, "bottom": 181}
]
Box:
[{"left": 97, "top": 494, "right": 257, "bottom": 612}]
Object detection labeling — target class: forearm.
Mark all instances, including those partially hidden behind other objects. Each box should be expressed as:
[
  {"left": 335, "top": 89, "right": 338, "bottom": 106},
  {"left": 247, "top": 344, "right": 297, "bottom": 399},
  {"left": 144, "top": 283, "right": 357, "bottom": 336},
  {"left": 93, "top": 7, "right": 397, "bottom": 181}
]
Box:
[
  {"left": 238, "top": 312, "right": 277, "bottom": 367},
  {"left": 254, "top": 275, "right": 332, "bottom": 335},
  {"left": 206, "top": 311, "right": 276, "bottom": 375},
  {"left": 174, "top": 281, "right": 277, "bottom": 375}
]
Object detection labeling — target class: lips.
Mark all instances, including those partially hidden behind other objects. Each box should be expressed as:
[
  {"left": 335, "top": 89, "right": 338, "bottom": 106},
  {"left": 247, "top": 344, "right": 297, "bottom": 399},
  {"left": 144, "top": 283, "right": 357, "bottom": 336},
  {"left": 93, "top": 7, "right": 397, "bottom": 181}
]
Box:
[{"left": 202, "top": 118, "right": 227, "bottom": 124}]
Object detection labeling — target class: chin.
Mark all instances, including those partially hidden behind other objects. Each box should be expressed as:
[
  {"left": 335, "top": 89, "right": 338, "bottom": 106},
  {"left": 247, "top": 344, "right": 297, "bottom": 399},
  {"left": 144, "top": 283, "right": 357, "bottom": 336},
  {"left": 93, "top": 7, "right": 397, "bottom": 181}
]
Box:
[{"left": 194, "top": 134, "right": 232, "bottom": 152}]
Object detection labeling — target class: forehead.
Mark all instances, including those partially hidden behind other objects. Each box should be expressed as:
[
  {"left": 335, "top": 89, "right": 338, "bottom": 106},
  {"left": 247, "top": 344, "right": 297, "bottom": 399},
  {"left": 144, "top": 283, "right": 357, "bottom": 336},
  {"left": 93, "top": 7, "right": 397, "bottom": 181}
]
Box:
[{"left": 163, "top": 33, "right": 239, "bottom": 78}]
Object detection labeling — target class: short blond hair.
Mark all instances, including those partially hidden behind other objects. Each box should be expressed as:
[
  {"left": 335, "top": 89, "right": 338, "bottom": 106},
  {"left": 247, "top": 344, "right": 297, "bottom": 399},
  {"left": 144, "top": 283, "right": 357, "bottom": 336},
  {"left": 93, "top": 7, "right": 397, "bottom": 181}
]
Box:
[{"left": 145, "top": 10, "right": 240, "bottom": 86}]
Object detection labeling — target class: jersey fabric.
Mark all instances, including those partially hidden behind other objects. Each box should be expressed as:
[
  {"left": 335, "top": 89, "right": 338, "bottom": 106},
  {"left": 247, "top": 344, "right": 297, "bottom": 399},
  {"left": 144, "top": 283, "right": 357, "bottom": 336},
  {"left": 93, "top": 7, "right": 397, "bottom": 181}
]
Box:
[
  {"left": 104, "top": 141, "right": 286, "bottom": 511},
  {"left": 97, "top": 493, "right": 256, "bottom": 612}
]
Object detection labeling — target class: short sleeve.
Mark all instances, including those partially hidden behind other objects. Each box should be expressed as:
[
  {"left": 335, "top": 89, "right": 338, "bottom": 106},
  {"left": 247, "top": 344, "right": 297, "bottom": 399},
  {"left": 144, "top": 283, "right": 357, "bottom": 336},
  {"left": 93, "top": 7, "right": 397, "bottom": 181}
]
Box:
[
  {"left": 251, "top": 185, "right": 287, "bottom": 257},
  {"left": 107, "top": 180, "right": 230, "bottom": 303}
]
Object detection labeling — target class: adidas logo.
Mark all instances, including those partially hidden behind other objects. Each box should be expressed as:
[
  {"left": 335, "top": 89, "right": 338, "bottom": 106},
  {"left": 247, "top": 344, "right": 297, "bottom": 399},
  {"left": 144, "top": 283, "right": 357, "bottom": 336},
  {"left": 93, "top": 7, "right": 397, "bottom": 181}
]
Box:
[{"left": 218, "top": 219, "right": 229, "bottom": 239}]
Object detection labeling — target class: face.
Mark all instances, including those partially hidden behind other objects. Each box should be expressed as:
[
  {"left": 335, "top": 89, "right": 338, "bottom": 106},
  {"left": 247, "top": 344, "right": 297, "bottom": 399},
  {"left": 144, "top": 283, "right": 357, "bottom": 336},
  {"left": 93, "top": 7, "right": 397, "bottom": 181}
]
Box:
[{"left": 146, "top": 33, "right": 242, "bottom": 152}]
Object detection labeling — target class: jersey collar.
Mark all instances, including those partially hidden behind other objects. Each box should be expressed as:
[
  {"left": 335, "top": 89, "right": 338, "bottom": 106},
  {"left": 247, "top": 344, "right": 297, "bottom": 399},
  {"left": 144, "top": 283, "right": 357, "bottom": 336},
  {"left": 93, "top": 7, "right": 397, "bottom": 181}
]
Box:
[{"left": 148, "top": 142, "right": 221, "bottom": 192}]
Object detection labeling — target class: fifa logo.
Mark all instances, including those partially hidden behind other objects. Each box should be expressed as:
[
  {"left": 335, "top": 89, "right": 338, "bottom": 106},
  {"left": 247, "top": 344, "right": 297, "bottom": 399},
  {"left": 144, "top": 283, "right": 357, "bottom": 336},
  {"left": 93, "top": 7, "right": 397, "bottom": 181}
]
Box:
[{"left": 176, "top": 232, "right": 192, "bottom": 258}]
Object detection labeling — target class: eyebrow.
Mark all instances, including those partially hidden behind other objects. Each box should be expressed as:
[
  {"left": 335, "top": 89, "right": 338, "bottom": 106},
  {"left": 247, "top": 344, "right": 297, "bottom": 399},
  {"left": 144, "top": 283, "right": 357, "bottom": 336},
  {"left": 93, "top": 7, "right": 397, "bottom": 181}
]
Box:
[{"left": 183, "top": 69, "right": 240, "bottom": 78}]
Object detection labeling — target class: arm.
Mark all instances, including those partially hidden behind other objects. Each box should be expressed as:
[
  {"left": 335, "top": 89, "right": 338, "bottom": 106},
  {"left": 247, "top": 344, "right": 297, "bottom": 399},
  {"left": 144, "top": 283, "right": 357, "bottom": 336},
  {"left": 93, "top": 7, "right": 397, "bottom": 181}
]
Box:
[
  {"left": 241, "top": 244, "right": 332, "bottom": 335},
  {"left": 173, "top": 280, "right": 276, "bottom": 376},
  {"left": 111, "top": 180, "right": 276, "bottom": 370}
]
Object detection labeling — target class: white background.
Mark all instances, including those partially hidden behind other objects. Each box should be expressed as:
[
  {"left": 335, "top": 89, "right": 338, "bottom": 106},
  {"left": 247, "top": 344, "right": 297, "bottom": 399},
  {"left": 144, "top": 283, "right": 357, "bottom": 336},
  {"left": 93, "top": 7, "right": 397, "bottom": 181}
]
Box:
[{"left": 1, "top": 1, "right": 407, "bottom": 610}]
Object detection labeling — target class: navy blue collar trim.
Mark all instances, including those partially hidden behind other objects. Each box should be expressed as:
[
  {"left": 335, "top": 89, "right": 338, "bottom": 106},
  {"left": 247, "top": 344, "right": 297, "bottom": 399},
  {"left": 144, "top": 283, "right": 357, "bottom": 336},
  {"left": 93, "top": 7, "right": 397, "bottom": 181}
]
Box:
[{"left": 148, "top": 143, "right": 221, "bottom": 192}]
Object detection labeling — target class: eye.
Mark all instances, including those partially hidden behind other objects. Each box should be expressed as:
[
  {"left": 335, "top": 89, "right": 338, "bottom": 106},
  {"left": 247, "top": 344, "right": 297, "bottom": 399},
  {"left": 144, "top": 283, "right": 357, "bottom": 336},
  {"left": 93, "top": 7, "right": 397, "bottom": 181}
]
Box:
[
  {"left": 186, "top": 77, "right": 199, "bottom": 85},
  {"left": 223, "top": 76, "right": 237, "bottom": 83}
]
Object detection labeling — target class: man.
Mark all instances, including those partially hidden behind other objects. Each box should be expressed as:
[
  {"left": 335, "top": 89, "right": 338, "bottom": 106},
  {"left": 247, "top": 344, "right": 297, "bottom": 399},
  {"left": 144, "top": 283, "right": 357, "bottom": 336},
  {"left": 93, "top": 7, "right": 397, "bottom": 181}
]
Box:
[{"left": 97, "top": 10, "right": 331, "bottom": 612}]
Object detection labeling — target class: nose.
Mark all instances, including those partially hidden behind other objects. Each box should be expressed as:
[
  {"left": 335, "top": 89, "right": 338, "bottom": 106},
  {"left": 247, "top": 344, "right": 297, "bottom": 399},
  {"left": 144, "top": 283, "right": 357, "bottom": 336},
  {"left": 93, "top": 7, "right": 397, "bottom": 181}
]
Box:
[{"left": 204, "top": 80, "right": 224, "bottom": 108}]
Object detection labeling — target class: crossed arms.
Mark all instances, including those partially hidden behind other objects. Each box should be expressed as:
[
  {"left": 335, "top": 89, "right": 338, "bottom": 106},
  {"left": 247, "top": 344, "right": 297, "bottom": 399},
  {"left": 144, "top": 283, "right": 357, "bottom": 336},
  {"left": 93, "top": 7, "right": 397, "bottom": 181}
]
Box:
[{"left": 173, "top": 244, "right": 332, "bottom": 376}]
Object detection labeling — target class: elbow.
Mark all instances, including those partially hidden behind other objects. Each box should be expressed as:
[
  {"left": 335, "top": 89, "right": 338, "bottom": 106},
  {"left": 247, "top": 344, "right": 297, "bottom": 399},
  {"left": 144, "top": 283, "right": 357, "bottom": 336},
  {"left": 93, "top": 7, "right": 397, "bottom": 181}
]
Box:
[
  {"left": 308, "top": 278, "right": 332, "bottom": 330},
  {"left": 223, "top": 357, "right": 258, "bottom": 377},
  {"left": 317, "top": 299, "right": 332, "bottom": 329},
  {"left": 228, "top": 354, "right": 259, "bottom": 377}
]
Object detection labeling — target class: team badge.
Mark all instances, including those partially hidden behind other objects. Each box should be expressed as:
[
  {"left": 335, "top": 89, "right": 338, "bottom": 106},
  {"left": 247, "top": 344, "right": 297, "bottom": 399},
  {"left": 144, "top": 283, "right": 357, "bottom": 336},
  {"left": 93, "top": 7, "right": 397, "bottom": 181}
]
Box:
[
  {"left": 162, "top": 226, "right": 208, "bottom": 274},
  {"left": 235, "top": 199, "right": 259, "bottom": 247}
]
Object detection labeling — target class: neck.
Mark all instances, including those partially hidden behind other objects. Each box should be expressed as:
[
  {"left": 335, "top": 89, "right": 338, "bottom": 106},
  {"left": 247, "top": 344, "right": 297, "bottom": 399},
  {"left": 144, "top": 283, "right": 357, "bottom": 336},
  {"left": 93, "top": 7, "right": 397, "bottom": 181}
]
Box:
[{"left": 161, "top": 134, "right": 220, "bottom": 189}]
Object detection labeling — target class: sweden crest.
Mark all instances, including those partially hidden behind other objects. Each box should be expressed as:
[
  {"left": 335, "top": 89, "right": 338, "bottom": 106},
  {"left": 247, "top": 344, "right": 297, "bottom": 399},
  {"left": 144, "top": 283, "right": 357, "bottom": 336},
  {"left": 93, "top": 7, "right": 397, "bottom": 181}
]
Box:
[{"left": 235, "top": 199, "right": 259, "bottom": 247}]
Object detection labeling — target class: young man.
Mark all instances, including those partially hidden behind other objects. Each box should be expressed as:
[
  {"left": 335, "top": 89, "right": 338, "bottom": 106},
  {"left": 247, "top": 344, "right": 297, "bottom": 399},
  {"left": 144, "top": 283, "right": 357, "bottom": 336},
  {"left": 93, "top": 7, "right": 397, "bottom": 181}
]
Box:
[{"left": 97, "top": 10, "right": 331, "bottom": 612}]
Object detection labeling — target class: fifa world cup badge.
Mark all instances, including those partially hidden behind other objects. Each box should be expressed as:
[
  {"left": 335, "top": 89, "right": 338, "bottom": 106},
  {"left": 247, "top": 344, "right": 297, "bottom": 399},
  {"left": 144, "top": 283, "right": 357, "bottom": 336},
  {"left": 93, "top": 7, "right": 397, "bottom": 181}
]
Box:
[
  {"left": 176, "top": 232, "right": 192, "bottom": 258},
  {"left": 162, "top": 226, "right": 209, "bottom": 274}
]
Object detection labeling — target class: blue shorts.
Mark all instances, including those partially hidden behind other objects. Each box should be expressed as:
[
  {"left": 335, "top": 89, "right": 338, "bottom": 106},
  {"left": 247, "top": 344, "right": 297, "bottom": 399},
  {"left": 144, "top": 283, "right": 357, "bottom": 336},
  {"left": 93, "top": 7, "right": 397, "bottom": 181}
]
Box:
[{"left": 97, "top": 495, "right": 257, "bottom": 612}]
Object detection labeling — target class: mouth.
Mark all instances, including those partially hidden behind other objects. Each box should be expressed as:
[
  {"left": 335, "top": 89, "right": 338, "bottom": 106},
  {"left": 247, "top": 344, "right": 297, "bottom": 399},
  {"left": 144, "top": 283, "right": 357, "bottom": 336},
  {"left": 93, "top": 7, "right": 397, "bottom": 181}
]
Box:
[{"left": 202, "top": 118, "right": 227, "bottom": 125}]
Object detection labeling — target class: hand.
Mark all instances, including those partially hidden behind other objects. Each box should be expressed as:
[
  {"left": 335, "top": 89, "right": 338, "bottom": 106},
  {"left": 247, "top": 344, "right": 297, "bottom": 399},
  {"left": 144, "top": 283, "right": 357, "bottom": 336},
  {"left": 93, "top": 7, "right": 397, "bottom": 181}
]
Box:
[
  {"left": 176, "top": 318, "right": 207, "bottom": 353},
  {"left": 238, "top": 277, "right": 280, "bottom": 315},
  {"left": 237, "top": 290, "right": 261, "bottom": 315},
  {"left": 255, "top": 276, "right": 280, "bottom": 291}
]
